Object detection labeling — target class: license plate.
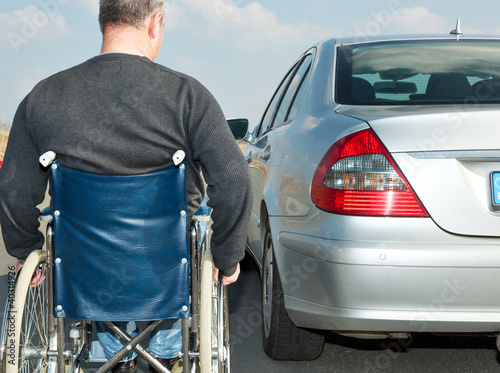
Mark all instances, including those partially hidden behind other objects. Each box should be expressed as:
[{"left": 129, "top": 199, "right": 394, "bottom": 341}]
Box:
[{"left": 491, "top": 172, "right": 500, "bottom": 209}]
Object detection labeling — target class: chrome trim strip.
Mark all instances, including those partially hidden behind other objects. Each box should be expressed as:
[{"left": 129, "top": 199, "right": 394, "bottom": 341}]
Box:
[{"left": 408, "top": 150, "right": 500, "bottom": 160}]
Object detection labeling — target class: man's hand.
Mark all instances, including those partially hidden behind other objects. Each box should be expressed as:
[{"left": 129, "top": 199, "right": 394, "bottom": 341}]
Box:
[
  {"left": 16, "top": 260, "right": 45, "bottom": 287},
  {"left": 213, "top": 262, "right": 240, "bottom": 285},
  {"left": 15, "top": 260, "right": 23, "bottom": 273}
]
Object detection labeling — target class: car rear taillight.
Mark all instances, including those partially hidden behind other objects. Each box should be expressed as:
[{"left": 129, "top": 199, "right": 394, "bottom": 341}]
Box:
[{"left": 311, "top": 129, "right": 428, "bottom": 217}]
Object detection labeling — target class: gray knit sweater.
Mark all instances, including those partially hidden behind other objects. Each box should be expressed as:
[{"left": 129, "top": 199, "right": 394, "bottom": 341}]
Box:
[{"left": 0, "top": 53, "right": 252, "bottom": 276}]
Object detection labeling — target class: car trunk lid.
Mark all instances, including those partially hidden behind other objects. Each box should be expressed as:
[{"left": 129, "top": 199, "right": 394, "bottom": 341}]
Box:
[{"left": 336, "top": 105, "right": 500, "bottom": 237}]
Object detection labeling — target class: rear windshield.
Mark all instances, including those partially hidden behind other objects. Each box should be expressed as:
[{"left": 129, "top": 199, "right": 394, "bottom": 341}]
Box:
[{"left": 336, "top": 40, "right": 500, "bottom": 105}]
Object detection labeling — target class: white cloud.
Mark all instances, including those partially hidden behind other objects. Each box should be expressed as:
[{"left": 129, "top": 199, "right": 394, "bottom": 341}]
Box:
[
  {"left": 164, "top": 1, "right": 189, "bottom": 30},
  {"left": 353, "top": 7, "right": 450, "bottom": 37},
  {"left": 216, "top": 3, "right": 331, "bottom": 51},
  {"left": 0, "top": 6, "right": 72, "bottom": 52},
  {"left": 80, "top": 0, "right": 99, "bottom": 15},
  {"left": 298, "top": 116, "right": 322, "bottom": 133},
  {"left": 352, "top": 7, "right": 500, "bottom": 38},
  {"left": 459, "top": 20, "right": 497, "bottom": 35},
  {"left": 389, "top": 7, "right": 451, "bottom": 34},
  {"left": 167, "top": 0, "right": 336, "bottom": 51}
]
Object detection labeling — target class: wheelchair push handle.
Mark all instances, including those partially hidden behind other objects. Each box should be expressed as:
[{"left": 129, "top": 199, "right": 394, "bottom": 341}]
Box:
[{"left": 39, "top": 151, "right": 57, "bottom": 167}]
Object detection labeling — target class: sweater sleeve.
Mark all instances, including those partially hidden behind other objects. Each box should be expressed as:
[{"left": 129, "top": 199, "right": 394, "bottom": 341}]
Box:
[
  {"left": 187, "top": 82, "right": 252, "bottom": 277},
  {"left": 0, "top": 96, "right": 49, "bottom": 261}
]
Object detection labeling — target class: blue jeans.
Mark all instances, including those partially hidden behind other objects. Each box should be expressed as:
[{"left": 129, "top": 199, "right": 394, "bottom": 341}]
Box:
[{"left": 96, "top": 319, "right": 182, "bottom": 361}]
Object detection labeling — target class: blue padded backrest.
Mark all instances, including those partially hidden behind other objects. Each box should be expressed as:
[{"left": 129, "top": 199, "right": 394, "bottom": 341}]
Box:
[{"left": 50, "top": 160, "right": 190, "bottom": 321}]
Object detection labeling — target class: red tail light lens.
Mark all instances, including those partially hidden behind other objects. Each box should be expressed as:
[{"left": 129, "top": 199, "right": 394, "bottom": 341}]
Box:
[{"left": 311, "top": 129, "right": 428, "bottom": 217}]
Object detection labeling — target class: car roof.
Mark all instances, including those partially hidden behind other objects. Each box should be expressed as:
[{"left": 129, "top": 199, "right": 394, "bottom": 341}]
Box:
[{"left": 316, "top": 34, "right": 500, "bottom": 48}]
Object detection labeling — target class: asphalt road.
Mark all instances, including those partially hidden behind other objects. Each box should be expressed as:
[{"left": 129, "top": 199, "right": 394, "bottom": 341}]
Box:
[
  {"left": 2, "top": 226, "right": 500, "bottom": 372},
  {"left": 228, "top": 258, "right": 500, "bottom": 373}
]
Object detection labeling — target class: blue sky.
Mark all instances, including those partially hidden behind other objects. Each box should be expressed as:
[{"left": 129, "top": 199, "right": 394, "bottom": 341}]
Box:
[{"left": 1, "top": 0, "right": 500, "bottom": 129}]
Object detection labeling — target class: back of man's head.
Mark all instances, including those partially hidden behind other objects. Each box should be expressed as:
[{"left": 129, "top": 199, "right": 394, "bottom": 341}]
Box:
[{"left": 99, "top": 0, "right": 167, "bottom": 32}]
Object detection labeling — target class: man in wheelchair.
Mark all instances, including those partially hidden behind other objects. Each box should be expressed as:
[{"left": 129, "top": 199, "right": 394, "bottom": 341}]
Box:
[{"left": 0, "top": 1, "right": 252, "bottom": 372}]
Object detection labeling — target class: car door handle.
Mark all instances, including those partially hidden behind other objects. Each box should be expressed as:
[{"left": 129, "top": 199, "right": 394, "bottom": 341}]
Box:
[{"left": 260, "top": 151, "right": 271, "bottom": 161}]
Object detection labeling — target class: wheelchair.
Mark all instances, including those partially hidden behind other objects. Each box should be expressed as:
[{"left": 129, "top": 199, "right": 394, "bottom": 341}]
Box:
[{"left": 0, "top": 151, "right": 230, "bottom": 373}]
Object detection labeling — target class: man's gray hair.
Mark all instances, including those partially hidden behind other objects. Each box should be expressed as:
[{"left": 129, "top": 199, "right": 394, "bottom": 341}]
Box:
[{"left": 99, "top": 0, "right": 167, "bottom": 32}]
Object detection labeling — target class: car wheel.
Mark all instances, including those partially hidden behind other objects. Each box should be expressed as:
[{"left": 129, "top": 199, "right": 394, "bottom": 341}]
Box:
[{"left": 261, "top": 220, "right": 325, "bottom": 360}]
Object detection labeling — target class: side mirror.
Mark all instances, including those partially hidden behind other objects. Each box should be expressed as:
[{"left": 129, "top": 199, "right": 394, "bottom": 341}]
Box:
[{"left": 227, "top": 118, "right": 249, "bottom": 141}]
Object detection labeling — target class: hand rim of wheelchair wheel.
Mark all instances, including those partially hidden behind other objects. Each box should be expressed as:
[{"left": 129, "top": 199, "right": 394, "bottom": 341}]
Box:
[
  {"left": 199, "top": 249, "right": 230, "bottom": 373},
  {"left": 217, "top": 282, "right": 230, "bottom": 372}
]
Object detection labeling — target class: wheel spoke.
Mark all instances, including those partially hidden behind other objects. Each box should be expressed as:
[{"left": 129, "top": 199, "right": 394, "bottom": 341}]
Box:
[
  {"left": 9, "top": 256, "right": 51, "bottom": 373},
  {"left": 21, "top": 266, "right": 48, "bottom": 367}
]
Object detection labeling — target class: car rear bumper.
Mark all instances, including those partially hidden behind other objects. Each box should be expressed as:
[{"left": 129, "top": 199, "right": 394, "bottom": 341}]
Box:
[{"left": 277, "top": 229, "right": 500, "bottom": 333}]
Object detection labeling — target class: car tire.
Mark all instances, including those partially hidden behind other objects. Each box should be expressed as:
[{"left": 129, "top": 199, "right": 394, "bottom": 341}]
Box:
[{"left": 261, "top": 221, "right": 325, "bottom": 361}]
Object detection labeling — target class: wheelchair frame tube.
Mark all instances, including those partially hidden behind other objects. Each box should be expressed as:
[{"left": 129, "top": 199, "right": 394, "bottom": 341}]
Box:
[
  {"left": 46, "top": 221, "right": 66, "bottom": 373},
  {"left": 190, "top": 222, "right": 199, "bottom": 334},
  {"left": 57, "top": 318, "right": 65, "bottom": 373},
  {"left": 46, "top": 224, "right": 56, "bottom": 333},
  {"left": 182, "top": 318, "right": 191, "bottom": 373},
  {"left": 97, "top": 321, "right": 166, "bottom": 373},
  {"left": 47, "top": 223, "right": 66, "bottom": 373},
  {"left": 190, "top": 217, "right": 212, "bottom": 371}
]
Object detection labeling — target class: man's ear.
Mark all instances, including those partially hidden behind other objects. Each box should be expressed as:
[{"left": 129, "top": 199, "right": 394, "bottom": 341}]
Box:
[{"left": 148, "top": 11, "right": 164, "bottom": 39}]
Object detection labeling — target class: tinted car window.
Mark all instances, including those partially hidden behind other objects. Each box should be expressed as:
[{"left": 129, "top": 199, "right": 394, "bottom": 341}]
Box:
[
  {"left": 336, "top": 40, "right": 500, "bottom": 105},
  {"left": 273, "top": 55, "right": 313, "bottom": 127},
  {"left": 286, "top": 58, "right": 312, "bottom": 122},
  {"left": 257, "top": 61, "right": 300, "bottom": 137}
]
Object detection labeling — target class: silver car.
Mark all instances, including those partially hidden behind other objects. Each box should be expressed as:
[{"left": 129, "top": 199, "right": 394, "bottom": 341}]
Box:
[{"left": 229, "top": 33, "right": 500, "bottom": 360}]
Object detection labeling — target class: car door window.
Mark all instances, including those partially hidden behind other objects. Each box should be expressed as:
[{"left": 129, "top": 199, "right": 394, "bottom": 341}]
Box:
[
  {"left": 286, "top": 59, "right": 312, "bottom": 122},
  {"left": 257, "top": 61, "right": 300, "bottom": 138},
  {"left": 272, "top": 54, "right": 313, "bottom": 127}
]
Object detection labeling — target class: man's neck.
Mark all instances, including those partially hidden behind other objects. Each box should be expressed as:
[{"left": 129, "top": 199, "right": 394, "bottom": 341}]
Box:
[{"left": 101, "top": 26, "right": 153, "bottom": 60}]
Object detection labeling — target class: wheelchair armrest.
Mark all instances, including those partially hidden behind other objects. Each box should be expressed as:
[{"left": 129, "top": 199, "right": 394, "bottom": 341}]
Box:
[{"left": 40, "top": 206, "right": 53, "bottom": 222}]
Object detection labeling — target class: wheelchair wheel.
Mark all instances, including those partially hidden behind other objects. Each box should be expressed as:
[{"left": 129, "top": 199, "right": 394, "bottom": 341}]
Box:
[
  {"left": 4, "top": 250, "right": 56, "bottom": 373},
  {"left": 199, "top": 250, "right": 230, "bottom": 373}
]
